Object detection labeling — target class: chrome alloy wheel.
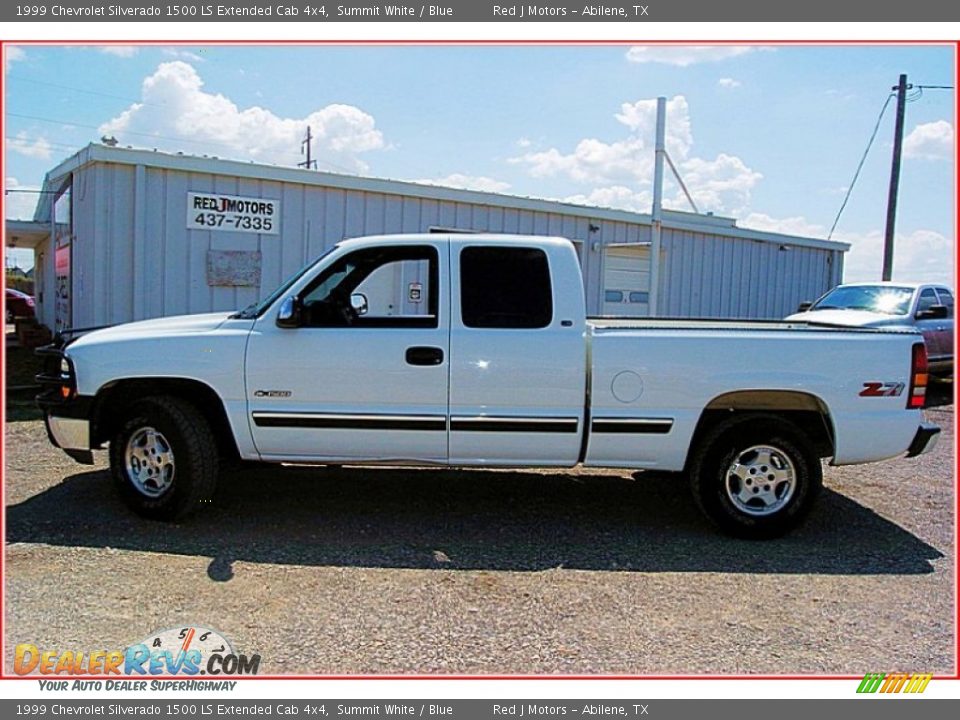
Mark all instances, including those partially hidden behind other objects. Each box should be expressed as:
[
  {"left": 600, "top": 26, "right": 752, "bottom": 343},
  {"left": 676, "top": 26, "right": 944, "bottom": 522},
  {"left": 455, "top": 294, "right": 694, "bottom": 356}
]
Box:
[
  {"left": 124, "top": 426, "right": 176, "bottom": 498},
  {"left": 724, "top": 445, "right": 796, "bottom": 517}
]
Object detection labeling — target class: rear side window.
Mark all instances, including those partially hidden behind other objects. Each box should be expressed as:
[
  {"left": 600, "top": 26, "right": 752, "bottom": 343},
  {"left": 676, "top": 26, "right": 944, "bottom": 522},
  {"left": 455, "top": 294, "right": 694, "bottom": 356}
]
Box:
[{"left": 460, "top": 246, "right": 553, "bottom": 329}]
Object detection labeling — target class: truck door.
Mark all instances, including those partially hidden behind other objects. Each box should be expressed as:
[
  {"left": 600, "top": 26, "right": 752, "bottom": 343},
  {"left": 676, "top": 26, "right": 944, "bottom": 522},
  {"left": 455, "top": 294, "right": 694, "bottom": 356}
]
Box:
[
  {"left": 915, "top": 287, "right": 945, "bottom": 360},
  {"left": 245, "top": 242, "right": 449, "bottom": 462},
  {"left": 448, "top": 242, "right": 587, "bottom": 466},
  {"left": 933, "top": 287, "right": 954, "bottom": 361}
]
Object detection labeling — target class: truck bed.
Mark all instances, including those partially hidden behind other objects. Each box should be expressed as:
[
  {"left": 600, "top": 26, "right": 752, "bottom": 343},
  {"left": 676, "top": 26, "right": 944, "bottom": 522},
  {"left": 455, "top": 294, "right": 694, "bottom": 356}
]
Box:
[{"left": 587, "top": 316, "right": 918, "bottom": 334}]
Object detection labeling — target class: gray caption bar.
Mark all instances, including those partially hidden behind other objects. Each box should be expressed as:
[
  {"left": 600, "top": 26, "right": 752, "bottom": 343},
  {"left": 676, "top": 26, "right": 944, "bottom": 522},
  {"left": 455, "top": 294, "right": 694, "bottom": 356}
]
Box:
[
  {"left": 3, "top": 0, "right": 960, "bottom": 22},
  {"left": 3, "top": 700, "right": 960, "bottom": 719}
]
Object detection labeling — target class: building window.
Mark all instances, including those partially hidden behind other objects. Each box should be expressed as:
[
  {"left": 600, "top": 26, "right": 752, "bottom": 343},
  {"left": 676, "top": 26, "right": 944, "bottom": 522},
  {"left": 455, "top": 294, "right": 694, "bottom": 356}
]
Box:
[{"left": 460, "top": 246, "right": 552, "bottom": 329}]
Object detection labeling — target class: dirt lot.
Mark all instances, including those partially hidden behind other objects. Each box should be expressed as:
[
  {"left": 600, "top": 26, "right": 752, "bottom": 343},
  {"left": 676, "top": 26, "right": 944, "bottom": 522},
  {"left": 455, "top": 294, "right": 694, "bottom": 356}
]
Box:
[{"left": 3, "top": 382, "right": 954, "bottom": 676}]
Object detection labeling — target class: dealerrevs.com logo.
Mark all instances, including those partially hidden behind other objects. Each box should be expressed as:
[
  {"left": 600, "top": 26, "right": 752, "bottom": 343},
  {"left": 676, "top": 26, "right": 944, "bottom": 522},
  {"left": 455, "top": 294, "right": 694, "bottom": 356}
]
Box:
[{"left": 14, "top": 626, "right": 260, "bottom": 676}]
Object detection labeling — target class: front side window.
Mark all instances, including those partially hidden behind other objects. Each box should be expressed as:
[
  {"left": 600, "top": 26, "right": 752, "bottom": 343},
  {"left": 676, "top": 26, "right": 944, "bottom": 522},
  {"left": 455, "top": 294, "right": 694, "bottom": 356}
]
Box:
[
  {"left": 300, "top": 245, "right": 438, "bottom": 328},
  {"left": 917, "top": 288, "right": 939, "bottom": 314},
  {"left": 460, "top": 246, "right": 553, "bottom": 329}
]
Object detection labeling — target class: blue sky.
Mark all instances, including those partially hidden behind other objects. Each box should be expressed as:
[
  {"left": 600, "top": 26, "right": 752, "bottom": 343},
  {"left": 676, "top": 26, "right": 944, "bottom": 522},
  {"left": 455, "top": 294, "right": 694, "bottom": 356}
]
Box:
[{"left": 4, "top": 44, "right": 955, "bottom": 284}]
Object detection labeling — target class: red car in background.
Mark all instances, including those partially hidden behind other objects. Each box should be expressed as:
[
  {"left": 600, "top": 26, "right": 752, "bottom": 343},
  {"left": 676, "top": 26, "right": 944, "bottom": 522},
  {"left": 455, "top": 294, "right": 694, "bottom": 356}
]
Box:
[{"left": 5, "top": 288, "right": 35, "bottom": 323}]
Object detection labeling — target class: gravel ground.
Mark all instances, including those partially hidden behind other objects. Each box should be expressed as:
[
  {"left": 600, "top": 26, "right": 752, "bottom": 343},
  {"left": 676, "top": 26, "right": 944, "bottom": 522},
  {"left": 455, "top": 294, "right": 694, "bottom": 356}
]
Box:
[{"left": 3, "top": 398, "right": 955, "bottom": 676}]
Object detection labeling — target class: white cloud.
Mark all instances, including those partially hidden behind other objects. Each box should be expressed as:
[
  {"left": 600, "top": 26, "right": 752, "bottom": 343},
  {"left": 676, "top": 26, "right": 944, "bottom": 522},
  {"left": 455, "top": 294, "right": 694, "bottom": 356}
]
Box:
[
  {"left": 513, "top": 96, "right": 691, "bottom": 186},
  {"left": 839, "top": 228, "right": 955, "bottom": 286},
  {"left": 4, "top": 177, "right": 41, "bottom": 220},
  {"left": 679, "top": 154, "right": 763, "bottom": 215},
  {"left": 511, "top": 95, "right": 762, "bottom": 216},
  {"left": 615, "top": 95, "right": 693, "bottom": 157},
  {"left": 99, "top": 61, "right": 385, "bottom": 172},
  {"left": 903, "top": 120, "right": 954, "bottom": 160},
  {"left": 98, "top": 46, "right": 138, "bottom": 58},
  {"left": 739, "top": 211, "right": 954, "bottom": 287},
  {"left": 162, "top": 48, "right": 206, "bottom": 62},
  {"left": 6, "top": 131, "right": 52, "bottom": 160},
  {"left": 516, "top": 137, "right": 532, "bottom": 149},
  {"left": 5, "top": 46, "right": 25, "bottom": 72},
  {"left": 414, "top": 173, "right": 511, "bottom": 194},
  {"left": 513, "top": 136, "right": 649, "bottom": 185},
  {"left": 625, "top": 46, "right": 756, "bottom": 67},
  {"left": 718, "top": 77, "right": 741, "bottom": 89},
  {"left": 564, "top": 186, "right": 652, "bottom": 214},
  {"left": 739, "top": 212, "right": 826, "bottom": 238}
]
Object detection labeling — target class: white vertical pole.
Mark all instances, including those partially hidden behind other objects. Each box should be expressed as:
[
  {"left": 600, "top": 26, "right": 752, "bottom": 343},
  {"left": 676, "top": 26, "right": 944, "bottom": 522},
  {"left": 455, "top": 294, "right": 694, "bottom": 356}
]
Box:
[{"left": 649, "top": 96, "right": 666, "bottom": 317}]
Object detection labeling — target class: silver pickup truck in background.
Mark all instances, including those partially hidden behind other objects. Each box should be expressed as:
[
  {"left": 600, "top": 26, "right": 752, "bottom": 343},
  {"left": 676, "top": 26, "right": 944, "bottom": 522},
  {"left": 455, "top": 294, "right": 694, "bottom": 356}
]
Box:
[{"left": 787, "top": 282, "right": 954, "bottom": 377}]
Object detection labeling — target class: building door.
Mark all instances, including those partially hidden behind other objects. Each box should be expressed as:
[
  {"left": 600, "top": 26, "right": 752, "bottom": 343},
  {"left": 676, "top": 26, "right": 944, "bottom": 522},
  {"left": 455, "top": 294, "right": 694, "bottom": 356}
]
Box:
[
  {"left": 54, "top": 244, "right": 71, "bottom": 333},
  {"left": 602, "top": 245, "right": 650, "bottom": 316},
  {"left": 35, "top": 251, "right": 45, "bottom": 326}
]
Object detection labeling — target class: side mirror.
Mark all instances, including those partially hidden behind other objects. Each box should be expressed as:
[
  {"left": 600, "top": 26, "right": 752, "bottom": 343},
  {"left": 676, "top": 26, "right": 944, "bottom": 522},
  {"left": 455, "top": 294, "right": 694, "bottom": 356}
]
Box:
[
  {"left": 917, "top": 304, "right": 948, "bottom": 320},
  {"left": 350, "top": 293, "right": 368, "bottom": 316},
  {"left": 276, "top": 296, "right": 302, "bottom": 328},
  {"left": 797, "top": 301, "right": 813, "bottom": 313}
]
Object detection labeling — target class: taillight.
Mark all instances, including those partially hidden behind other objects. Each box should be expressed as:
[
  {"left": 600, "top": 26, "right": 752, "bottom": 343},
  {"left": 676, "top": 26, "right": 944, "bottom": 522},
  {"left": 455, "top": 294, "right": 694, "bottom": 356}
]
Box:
[{"left": 908, "top": 342, "right": 928, "bottom": 409}]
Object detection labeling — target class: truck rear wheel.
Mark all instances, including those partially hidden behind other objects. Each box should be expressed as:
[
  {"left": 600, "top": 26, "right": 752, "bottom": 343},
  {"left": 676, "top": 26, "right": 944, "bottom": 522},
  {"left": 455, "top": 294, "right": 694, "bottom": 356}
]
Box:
[
  {"left": 109, "top": 396, "right": 219, "bottom": 521},
  {"left": 688, "top": 414, "right": 822, "bottom": 539}
]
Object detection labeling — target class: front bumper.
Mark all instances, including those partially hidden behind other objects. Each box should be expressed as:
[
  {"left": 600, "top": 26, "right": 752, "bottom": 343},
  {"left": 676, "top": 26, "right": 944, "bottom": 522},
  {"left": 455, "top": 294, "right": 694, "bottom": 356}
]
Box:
[
  {"left": 906, "top": 422, "right": 941, "bottom": 458},
  {"left": 36, "top": 341, "right": 95, "bottom": 464},
  {"left": 42, "top": 412, "right": 95, "bottom": 465},
  {"left": 46, "top": 415, "right": 90, "bottom": 451}
]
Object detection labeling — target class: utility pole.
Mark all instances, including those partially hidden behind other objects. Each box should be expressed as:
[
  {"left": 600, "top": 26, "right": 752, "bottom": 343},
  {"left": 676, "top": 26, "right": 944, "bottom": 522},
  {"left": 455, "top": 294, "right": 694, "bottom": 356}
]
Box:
[
  {"left": 882, "top": 73, "right": 910, "bottom": 281},
  {"left": 298, "top": 126, "right": 317, "bottom": 170}
]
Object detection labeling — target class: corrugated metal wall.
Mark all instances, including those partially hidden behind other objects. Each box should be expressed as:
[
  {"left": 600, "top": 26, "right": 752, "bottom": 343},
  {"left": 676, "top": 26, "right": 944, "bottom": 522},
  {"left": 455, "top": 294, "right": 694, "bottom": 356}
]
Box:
[
  {"left": 68, "top": 161, "right": 843, "bottom": 326},
  {"left": 659, "top": 228, "right": 843, "bottom": 319}
]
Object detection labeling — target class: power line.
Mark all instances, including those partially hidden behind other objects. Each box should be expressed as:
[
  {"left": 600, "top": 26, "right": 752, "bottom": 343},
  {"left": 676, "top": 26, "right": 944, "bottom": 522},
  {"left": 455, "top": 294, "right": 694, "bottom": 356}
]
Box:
[
  {"left": 6, "top": 134, "right": 82, "bottom": 153},
  {"left": 5, "top": 74, "right": 162, "bottom": 106},
  {"left": 7, "top": 110, "right": 248, "bottom": 151},
  {"left": 827, "top": 92, "right": 894, "bottom": 241},
  {"left": 6, "top": 111, "right": 357, "bottom": 174}
]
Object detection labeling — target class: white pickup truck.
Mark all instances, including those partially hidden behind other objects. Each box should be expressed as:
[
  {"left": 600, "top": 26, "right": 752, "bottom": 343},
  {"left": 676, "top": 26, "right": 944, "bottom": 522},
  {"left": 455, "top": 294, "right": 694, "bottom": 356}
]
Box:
[{"left": 38, "top": 234, "right": 939, "bottom": 538}]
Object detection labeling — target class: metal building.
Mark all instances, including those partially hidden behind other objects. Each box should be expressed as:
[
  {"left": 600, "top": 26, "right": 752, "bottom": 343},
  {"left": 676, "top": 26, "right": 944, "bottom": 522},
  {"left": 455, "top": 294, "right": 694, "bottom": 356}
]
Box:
[{"left": 8, "top": 144, "right": 848, "bottom": 332}]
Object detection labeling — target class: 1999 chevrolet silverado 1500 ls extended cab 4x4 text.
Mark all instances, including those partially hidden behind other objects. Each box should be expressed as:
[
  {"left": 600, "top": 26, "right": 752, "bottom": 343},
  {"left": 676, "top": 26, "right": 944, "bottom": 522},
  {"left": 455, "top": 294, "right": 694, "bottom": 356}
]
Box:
[{"left": 37, "top": 234, "right": 940, "bottom": 538}]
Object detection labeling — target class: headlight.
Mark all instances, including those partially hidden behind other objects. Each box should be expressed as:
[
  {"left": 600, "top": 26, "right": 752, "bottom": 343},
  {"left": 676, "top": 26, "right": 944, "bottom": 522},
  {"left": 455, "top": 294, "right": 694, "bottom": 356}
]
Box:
[{"left": 60, "top": 358, "right": 70, "bottom": 375}]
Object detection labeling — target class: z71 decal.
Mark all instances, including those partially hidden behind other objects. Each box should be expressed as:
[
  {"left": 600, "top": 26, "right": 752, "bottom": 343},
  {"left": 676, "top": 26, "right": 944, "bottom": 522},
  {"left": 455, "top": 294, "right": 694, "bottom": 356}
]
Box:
[{"left": 859, "top": 382, "right": 905, "bottom": 397}]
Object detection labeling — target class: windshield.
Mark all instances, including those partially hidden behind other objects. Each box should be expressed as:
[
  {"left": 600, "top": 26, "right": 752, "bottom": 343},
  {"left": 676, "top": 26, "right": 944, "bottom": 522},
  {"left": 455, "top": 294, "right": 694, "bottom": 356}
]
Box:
[
  {"left": 812, "top": 285, "right": 914, "bottom": 316},
  {"left": 231, "top": 245, "right": 339, "bottom": 319}
]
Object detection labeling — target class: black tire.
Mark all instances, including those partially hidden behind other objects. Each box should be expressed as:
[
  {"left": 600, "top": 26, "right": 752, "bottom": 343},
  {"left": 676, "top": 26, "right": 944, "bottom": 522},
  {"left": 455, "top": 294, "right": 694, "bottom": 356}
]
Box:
[
  {"left": 688, "top": 413, "right": 822, "bottom": 539},
  {"left": 109, "top": 396, "right": 219, "bottom": 521}
]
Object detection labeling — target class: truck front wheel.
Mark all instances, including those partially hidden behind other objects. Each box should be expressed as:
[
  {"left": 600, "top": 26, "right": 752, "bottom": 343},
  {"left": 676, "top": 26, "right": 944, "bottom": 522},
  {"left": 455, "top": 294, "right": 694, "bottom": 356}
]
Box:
[
  {"left": 689, "top": 414, "right": 822, "bottom": 539},
  {"left": 109, "top": 396, "right": 219, "bottom": 520}
]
